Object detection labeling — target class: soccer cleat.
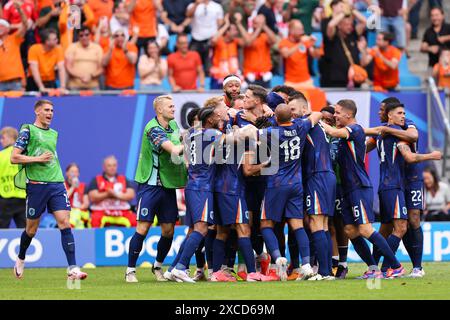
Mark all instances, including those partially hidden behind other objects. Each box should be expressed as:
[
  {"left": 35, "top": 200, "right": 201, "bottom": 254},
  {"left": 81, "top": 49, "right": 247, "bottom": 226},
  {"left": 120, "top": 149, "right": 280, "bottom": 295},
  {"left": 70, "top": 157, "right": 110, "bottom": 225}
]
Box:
[
  {"left": 275, "top": 257, "right": 288, "bottom": 281},
  {"left": 152, "top": 265, "right": 168, "bottom": 282},
  {"left": 256, "top": 253, "right": 271, "bottom": 275},
  {"left": 407, "top": 267, "right": 425, "bottom": 278},
  {"left": 308, "top": 274, "right": 336, "bottom": 281},
  {"left": 385, "top": 265, "right": 405, "bottom": 279},
  {"left": 237, "top": 270, "right": 248, "bottom": 281},
  {"left": 164, "top": 270, "right": 181, "bottom": 282},
  {"left": 67, "top": 267, "right": 88, "bottom": 280},
  {"left": 246, "top": 272, "right": 274, "bottom": 282},
  {"left": 356, "top": 270, "right": 383, "bottom": 280},
  {"left": 14, "top": 258, "right": 25, "bottom": 279},
  {"left": 125, "top": 270, "right": 138, "bottom": 283},
  {"left": 193, "top": 269, "right": 207, "bottom": 281},
  {"left": 171, "top": 268, "right": 196, "bottom": 283},
  {"left": 287, "top": 269, "right": 300, "bottom": 281},
  {"left": 297, "top": 264, "right": 315, "bottom": 281},
  {"left": 335, "top": 265, "right": 349, "bottom": 279},
  {"left": 210, "top": 270, "right": 237, "bottom": 282},
  {"left": 267, "top": 268, "right": 280, "bottom": 281}
]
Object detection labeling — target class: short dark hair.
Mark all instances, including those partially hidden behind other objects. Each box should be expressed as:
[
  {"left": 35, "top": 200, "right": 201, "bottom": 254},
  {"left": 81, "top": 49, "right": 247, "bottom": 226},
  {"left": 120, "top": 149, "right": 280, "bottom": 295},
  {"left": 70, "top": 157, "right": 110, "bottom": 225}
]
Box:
[
  {"left": 330, "top": 0, "right": 343, "bottom": 8},
  {"left": 187, "top": 107, "right": 200, "bottom": 127},
  {"left": 380, "top": 31, "right": 395, "bottom": 44},
  {"left": 34, "top": 99, "right": 53, "bottom": 110},
  {"left": 198, "top": 106, "right": 216, "bottom": 126},
  {"left": 381, "top": 97, "right": 400, "bottom": 105},
  {"left": 77, "top": 26, "right": 91, "bottom": 36},
  {"left": 384, "top": 102, "right": 404, "bottom": 114},
  {"left": 336, "top": 99, "right": 357, "bottom": 117},
  {"left": 430, "top": 6, "right": 444, "bottom": 15},
  {"left": 271, "top": 85, "right": 298, "bottom": 97},
  {"left": 65, "top": 162, "right": 79, "bottom": 172},
  {"left": 40, "top": 28, "right": 58, "bottom": 43},
  {"left": 288, "top": 92, "right": 307, "bottom": 103},
  {"left": 321, "top": 106, "right": 335, "bottom": 114},
  {"left": 248, "top": 85, "right": 267, "bottom": 104}
]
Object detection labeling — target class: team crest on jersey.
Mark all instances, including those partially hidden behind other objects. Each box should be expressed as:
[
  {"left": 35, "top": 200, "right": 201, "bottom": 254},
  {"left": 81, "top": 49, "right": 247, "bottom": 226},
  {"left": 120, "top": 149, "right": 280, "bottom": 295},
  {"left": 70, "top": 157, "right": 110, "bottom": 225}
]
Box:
[
  {"left": 209, "top": 211, "right": 214, "bottom": 220},
  {"left": 298, "top": 44, "right": 306, "bottom": 53},
  {"left": 28, "top": 208, "right": 35, "bottom": 217},
  {"left": 244, "top": 211, "right": 249, "bottom": 220},
  {"left": 140, "top": 208, "right": 149, "bottom": 217}
]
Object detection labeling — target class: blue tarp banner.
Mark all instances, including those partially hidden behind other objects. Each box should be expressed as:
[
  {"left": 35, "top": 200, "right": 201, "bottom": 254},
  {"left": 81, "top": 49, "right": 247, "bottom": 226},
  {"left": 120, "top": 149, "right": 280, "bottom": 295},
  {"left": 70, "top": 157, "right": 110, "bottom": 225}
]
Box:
[{"left": 1, "top": 223, "right": 449, "bottom": 268}]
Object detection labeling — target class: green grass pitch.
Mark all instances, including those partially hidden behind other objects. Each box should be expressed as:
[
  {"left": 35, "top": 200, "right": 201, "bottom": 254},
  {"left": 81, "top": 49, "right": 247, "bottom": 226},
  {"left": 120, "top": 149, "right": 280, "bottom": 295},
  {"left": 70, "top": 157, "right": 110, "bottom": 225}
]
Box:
[{"left": 1, "top": 262, "right": 449, "bottom": 300}]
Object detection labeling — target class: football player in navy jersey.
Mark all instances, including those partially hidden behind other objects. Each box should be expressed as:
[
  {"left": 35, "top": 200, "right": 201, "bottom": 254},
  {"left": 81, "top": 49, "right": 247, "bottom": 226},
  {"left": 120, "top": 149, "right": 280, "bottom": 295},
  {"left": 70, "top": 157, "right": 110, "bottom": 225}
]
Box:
[
  {"left": 321, "top": 99, "right": 405, "bottom": 279},
  {"left": 256, "top": 104, "right": 323, "bottom": 281},
  {"left": 289, "top": 93, "right": 337, "bottom": 281},
  {"left": 366, "top": 97, "right": 440, "bottom": 277}
]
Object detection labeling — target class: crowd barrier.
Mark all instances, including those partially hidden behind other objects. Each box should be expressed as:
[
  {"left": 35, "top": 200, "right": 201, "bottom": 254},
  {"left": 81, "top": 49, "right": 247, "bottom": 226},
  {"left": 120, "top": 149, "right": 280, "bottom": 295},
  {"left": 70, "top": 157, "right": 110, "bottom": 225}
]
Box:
[{"left": 0, "top": 223, "right": 449, "bottom": 268}]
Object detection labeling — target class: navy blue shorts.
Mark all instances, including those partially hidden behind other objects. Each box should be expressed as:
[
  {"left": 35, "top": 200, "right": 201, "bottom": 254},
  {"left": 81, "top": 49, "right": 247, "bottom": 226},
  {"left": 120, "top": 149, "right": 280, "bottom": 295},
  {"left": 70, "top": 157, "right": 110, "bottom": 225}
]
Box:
[
  {"left": 335, "top": 184, "right": 344, "bottom": 218},
  {"left": 342, "top": 188, "right": 374, "bottom": 226},
  {"left": 404, "top": 181, "right": 425, "bottom": 211},
  {"left": 26, "top": 183, "right": 71, "bottom": 219},
  {"left": 379, "top": 189, "right": 408, "bottom": 223},
  {"left": 184, "top": 189, "right": 214, "bottom": 226},
  {"left": 305, "top": 172, "right": 336, "bottom": 216},
  {"left": 244, "top": 180, "right": 266, "bottom": 214},
  {"left": 136, "top": 184, "right": 178, "bottom": 224},
  {"left": 261, "top": 184, "right": 303, "bottom": 222},
  {"left": 214, "top": 192, "right": 249, "bottom": 226}
]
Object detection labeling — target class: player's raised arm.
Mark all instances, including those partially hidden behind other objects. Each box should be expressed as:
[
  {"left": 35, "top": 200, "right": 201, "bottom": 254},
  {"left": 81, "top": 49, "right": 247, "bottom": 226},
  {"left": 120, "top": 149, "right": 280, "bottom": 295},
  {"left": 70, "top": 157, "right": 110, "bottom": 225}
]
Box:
[
  {"left": 320, "top": 121, "right": 350, "bottom": 139},
  {"left": 307, "top": 111, "right": 323, "bottom": 126},
  {"left": 380, "top": 126, "right": 419, "bottom": 144},
  {"left": 364, "top": 126, "right": 383, "bottom": 136},
  {"left": 365, "top": 136, "right": 377, "bottom": 153},
  {"left": 397, "top": 142, "right": 442, "bottom": 163}
]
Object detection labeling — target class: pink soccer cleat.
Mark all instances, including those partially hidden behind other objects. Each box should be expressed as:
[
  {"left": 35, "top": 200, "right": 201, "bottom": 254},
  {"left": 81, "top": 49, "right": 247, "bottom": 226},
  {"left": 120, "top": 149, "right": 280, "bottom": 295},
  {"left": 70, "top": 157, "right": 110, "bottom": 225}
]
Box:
[
  {"left": 210, "top": 270, "right": 237, "bottom": 282},
  {"left": 247, "top": 272, "right": 276, "bottom": 282},
  {"left": 67, "top": 267, "right": 88, "bottom": 280},
  {"left": 14, "top": 258, "right": 25, "bottom": 279}
]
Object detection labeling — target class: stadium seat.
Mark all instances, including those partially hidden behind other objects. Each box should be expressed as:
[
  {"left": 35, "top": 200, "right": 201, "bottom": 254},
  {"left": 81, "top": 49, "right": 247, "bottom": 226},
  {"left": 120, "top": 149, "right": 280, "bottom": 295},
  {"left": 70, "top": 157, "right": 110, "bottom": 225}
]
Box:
[{"left": 270, "top": 75, "right": 284, "bottom": 87}]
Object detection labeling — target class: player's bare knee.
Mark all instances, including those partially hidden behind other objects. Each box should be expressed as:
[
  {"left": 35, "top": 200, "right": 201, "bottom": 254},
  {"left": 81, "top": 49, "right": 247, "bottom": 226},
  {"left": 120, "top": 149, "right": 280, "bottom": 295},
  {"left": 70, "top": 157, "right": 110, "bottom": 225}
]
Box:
[
  {"left": 408, "top": 211, "right": 421, "bottom": 228},
  {"left": 160, "top": 223, "right": 175, "bottom": 238},
  {"left": 136, "top": 222, "right": 151, "bottom": 236},
  {"left": 344, "top": 225, "right": 358, "bottom": 239},
  {"left": 393, "top": 220, "right": 408, "bottom": 237},
  {"left": 216, "top": 225, "right": 230, "bottom": 241},
  {"left": 358, "top": 224, "right": 374, "bottom": 238},
  {"left": 194, "top": 222, "right": 208, "bottom": 236},
  {"left": 236, "top": 223, "right": 251, "bottom": 238}
]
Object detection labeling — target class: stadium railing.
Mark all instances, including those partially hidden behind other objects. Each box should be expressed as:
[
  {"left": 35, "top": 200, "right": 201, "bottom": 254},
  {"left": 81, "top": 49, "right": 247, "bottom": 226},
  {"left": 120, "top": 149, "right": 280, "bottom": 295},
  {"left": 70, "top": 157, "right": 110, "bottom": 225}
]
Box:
[{"left": 427, "top": 77, "right": 450, "bottom": 182}]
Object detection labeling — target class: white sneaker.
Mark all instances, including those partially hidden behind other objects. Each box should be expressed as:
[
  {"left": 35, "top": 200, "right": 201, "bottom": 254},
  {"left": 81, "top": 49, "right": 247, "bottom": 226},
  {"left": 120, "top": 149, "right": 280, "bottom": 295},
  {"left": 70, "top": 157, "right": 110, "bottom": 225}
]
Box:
[
  {"left": 152, "top": 265, "right": 168, "bottom": 282},
  {"left": 164, "top": 270, "right": 181, "bottom": 282},
  {"left": 125, "top": 270, "right": 138, "bottom": 283},
  {"left": 171, "top": 268, "right": 196, "bottom": 283},
  {"left": 408, "top": 268, "right": 425, "bottom": 278},
  {"left": 14, "top": 258, "right": 25, "bottom": 279},
  {"left": 67, "top": 266, "right": 88, "bottom": 280},
  {"left": 275, "top": 257, "right": 288, "bottom": 281},
  {"left": 297, "top": 263, "right": 315, "bottom": 281},
  {"left": 308, "top": 274, "right": 326, "bottom": 281}
]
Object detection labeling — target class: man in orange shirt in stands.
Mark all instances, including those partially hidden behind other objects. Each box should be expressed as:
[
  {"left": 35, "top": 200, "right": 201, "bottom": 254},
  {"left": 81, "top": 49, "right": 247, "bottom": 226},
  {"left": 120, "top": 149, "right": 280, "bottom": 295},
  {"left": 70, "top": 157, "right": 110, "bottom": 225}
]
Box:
[
  {"left": 126, "top": 0, "right": 162, "bottom": 53},
  {"left": 279, "top": 20, "right": 322, "bottom": 90},
  {"left": 235, "top": 13, "right": 278, "bottom": 88},
  {"left": 87, "top": 0, "right": 114, "bottom": 25},
  {"left": 103, "top": 28, "right": 138, "bottom": 90},
  {"left": 27, "top": 28, "right": 67, "bottom": 93},
  {"left": 360, "top": 32, "right": 402, "bottom": 91},
  {"left": 167, "top": 33, "right": 205, "bottom": 92},
  {"left": 210, "top": 14, "right": 244, "bottom": 89},
  {"left": 433, "top": 49, "right": 450, "bottom": 89},
  {"left": 0, "top": 7, "right": 27, "bottom": 91}
]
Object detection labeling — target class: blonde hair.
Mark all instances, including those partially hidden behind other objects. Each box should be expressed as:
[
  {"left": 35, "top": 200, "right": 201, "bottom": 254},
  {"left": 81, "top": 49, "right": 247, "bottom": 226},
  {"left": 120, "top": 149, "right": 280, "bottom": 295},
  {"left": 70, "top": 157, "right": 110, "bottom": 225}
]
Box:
[
  {"left": 203, "top": 96, "right": 223, "bottom": 109},
  {"left": 0, "top": 127, "right": 18, "bottom": 140},
  {"left": 153, "top": 95, "right": 173, "bottom": 111}
]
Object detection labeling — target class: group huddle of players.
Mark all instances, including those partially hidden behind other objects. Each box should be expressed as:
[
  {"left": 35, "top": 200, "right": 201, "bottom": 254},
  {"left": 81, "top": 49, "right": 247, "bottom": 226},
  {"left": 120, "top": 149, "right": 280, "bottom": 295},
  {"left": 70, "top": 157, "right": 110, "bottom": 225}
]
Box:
[{"left": 125, "top": 75, "right": 442, "bottom": 283}]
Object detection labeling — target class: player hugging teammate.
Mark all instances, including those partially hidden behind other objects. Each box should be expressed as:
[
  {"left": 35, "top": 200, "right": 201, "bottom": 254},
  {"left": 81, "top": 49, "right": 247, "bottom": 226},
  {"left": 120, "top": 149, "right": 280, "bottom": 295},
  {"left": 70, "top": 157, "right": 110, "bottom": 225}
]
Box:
[{"left": 12, "top": 87, "right": 441, "bottom": 283}]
